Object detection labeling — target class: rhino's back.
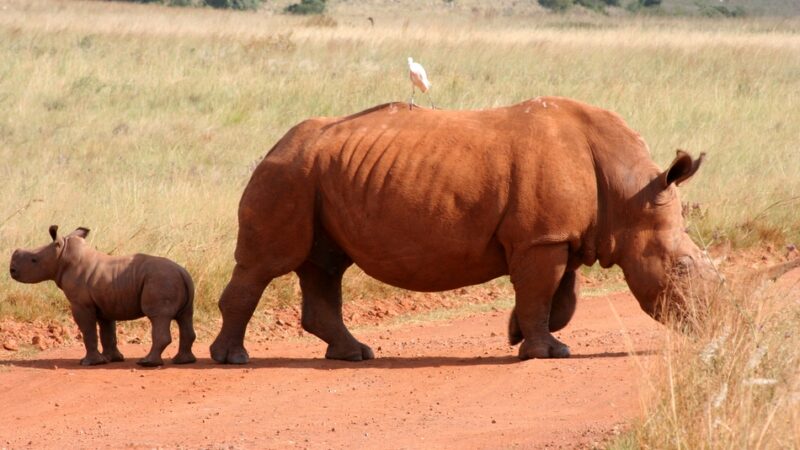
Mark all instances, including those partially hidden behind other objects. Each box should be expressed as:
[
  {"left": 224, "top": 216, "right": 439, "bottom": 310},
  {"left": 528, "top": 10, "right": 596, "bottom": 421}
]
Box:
[{"left": 246, "top": 99, "right": 600, "bottom": 290}]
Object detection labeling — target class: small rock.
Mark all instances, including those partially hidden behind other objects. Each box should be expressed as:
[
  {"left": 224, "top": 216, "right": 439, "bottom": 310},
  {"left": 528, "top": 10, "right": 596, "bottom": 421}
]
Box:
[{"left": 3, "top": 339, "right": 19, "bottom": 351}]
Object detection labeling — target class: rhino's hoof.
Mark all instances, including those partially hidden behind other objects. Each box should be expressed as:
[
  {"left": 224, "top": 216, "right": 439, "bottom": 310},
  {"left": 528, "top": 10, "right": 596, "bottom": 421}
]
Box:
[
  {"left": 210, "top": 339, "right": 249, "bottom": 364},
  {"left": 80, "top": 354, "right": 109, "bottom": 366},
  {"left": 361, "top": 343, "right": 375, "bottom": 360},
  {"left": 325, "top": 342, "right": 374, "bottom": 361},
  {"left": 225, "top": 347, "right": 250, "bottom": 364},
  {"left": 172, "top": 352, "right": 197, "bottom": 365},
  {"left": 518, "top": 337, "right": 571, "bottom": 360},
  {"left": 137, "top": 358, "right": 164, "bottom": 367},
  {"left": 103, "top": 350, "right": 125, "bottom": 363}
]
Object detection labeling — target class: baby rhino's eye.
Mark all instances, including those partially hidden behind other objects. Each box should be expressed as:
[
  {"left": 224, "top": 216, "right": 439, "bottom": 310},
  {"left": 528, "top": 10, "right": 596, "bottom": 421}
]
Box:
[{"left": 31, "top": 258, "right": 38, "bottom": 264}]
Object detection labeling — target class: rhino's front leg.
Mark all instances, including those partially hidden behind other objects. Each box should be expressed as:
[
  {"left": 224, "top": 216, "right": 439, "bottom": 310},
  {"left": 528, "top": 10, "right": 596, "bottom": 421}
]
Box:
[
  {"left": 509, "top": 269, "right": 578, "bottom": 344},
  {"left": 98, "top": 318, "right": 125, "bottom": 362},
  {"left": 508, "top": 244, "right": 571, "bottom": 360},
  {"left": 70, "top": 305, "right": 108, "bottom": 366}
]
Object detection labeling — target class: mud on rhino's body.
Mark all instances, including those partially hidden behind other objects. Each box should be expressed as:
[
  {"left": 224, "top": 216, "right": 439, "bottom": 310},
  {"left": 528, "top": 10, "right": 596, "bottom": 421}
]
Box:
[{"left": 211, "top": 97, "right": 715, "bottom": 364}]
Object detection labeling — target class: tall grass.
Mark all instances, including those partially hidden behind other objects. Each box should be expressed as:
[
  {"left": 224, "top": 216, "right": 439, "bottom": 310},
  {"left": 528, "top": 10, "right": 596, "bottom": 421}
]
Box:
[
  {"left": 611, "top": 272, "right": 800, "bottom": 449},
  {"left": 0, "top": 1, "right": 799, "bottom": 324}
]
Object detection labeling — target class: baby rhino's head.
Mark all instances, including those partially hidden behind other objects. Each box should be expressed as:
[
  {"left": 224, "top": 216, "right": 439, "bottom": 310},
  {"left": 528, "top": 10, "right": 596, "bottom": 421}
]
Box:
[{"left": 9, "top": 225, "right": 90, "bottom": 284}]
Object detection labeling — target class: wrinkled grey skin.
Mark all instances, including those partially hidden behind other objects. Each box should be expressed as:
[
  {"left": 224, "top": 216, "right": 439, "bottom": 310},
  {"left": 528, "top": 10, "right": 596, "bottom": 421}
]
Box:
[{"left": 10, "top": 226, "right": 196, "bottom": 367}]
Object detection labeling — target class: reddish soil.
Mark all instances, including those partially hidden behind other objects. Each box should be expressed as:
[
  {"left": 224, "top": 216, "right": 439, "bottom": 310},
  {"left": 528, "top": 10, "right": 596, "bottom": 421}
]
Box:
[{"left": 0, "top": 290, "right": 663, "bottom": 449}]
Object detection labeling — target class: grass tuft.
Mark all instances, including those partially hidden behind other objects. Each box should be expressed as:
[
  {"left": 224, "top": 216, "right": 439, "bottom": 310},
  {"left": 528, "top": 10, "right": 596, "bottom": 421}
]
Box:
[{"left": 609, "top": 269, "right": 800, "bottom": 449}]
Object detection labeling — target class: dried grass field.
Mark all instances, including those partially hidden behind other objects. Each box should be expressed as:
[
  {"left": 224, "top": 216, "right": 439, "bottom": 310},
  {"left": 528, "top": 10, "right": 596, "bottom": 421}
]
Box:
[{"left": 0, "top": 1, "right": 799, "bottom": 448}]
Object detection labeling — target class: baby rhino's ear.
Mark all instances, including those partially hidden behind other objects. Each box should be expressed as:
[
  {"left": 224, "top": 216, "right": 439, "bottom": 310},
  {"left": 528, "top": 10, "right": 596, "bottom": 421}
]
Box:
[
  {"left": 49, "top": 225, "right": 59, "bottom": 241},
  {"left": 69, "top": 227, "right": 90, "bottom": 239}
]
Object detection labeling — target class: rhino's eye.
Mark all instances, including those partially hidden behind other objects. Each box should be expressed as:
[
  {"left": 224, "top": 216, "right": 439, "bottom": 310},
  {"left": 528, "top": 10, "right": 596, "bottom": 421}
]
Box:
[{"left": 31, "top": 258, "right": 38, "bottom": 264}]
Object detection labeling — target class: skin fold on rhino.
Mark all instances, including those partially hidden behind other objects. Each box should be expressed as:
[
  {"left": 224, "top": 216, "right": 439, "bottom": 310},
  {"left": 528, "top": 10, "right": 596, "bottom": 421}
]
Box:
[
  {"left": 210, "top": 96, "right": 720, "bottom": 364},
  {"left": 9, "top": 226, "right": 197, "bottom": 367}
]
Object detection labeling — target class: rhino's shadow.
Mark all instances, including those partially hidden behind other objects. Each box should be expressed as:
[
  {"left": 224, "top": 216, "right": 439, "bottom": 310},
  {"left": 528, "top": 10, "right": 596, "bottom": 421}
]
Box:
[{"left": 0, "top": 351, "right": 651, "bottom": 371}]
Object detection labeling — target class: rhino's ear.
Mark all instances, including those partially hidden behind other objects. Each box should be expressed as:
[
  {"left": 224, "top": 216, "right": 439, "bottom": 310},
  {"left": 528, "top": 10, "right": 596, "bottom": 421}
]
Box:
[
  {"left": 49, "top": 225, "right": 59, "bottom": 241},
  {"left": 68, "top": 227, "right": 90, "bottom": 239},
  {"left": 662, "top": 150, "right": 705, "bottom": 188}
]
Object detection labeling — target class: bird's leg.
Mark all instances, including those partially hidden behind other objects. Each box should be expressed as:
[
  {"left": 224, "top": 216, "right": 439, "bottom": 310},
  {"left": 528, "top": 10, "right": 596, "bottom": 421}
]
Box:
[
  {"left": 409, "top": 86, "right": 415, "bottom": 110},
  {"left": 426, "top": 92, "right": 436, "bottom": 109}
]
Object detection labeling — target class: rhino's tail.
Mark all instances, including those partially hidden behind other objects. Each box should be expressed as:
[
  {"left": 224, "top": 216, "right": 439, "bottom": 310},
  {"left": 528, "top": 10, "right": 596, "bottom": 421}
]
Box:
[{"left": 177, "top": 265, "right": 195, "bottom": 317}]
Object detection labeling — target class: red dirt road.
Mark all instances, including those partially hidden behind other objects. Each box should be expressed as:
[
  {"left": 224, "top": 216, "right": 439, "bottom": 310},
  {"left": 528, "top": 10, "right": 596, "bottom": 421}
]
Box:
[{"left": 0, "top": 291, "right": 663, "bottom": 449}]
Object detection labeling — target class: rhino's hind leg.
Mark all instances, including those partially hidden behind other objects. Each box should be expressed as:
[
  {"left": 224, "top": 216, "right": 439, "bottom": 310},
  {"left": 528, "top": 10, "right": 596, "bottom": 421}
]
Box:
[
  {"left": 211, "top": 156, "right": 316, "bottom": 364},
  {"left": 210, "top": 266, "right": 272, "bottom": 364},
  {"left": 508, "top": 309, "right": 523, "bottom": 346},
  {"left": 296, "top": 259, "right": 374, "bottom": 362},
  {"left": 98, "top": 318, "right": 125, "bottom": 362},
  {"left": 507, "top": 244, "right": 571, "bottom": 360},
  {"left": 138, "top": 316, "right": 172, "bottom": 367},
  {"left": 172, "top": 302, "right": 197, "bottom": 365},
  {"left": 548, "top": 270, "right": 577, "bottom": 332}
]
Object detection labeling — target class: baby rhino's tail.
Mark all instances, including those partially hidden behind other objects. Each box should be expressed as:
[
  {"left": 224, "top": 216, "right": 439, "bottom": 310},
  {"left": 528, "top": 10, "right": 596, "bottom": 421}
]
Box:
[{"left": 177, "top": 265, "right": 195, "bottom": 316}]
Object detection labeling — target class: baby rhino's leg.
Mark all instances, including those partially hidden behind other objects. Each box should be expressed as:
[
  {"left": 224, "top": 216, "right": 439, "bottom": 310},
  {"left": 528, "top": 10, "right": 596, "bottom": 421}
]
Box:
[
  {"left": 138, "top": 316, "right": 171, "bottom": 367},
  {"left": 70, "top": 305, "right": 107, "bottom": 366},
  {"left": 138, "top": 283, "right": 176, "bottom": 367},
  {"left": 172, "top": 302, "right": 196, "bottom": 365},
  {"left": 98, "top": 318, "right": 124, "bottom": 362}
]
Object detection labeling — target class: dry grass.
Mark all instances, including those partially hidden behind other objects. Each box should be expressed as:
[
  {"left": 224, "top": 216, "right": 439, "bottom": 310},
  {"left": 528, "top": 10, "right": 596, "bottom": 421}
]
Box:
[
  {"left": 1, "top": 0, "right": 798, "bottom": 324},
  {"left": 610, "top": 271, "right": 800, "bottom": 449},
  {"left": 1, "top": 2, "right": 799, "bottom": 447}
]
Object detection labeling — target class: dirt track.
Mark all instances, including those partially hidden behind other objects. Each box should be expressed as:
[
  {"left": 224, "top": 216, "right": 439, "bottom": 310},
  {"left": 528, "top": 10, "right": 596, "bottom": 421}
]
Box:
[{"left": 0, "top": 290, "right": 663, "bottom": 449}]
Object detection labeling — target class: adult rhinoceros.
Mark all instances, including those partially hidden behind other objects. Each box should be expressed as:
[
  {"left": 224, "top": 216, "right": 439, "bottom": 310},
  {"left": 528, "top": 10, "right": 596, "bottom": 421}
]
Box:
[{"left": 210, "top": 97, "right": 717, "bottom": 364}]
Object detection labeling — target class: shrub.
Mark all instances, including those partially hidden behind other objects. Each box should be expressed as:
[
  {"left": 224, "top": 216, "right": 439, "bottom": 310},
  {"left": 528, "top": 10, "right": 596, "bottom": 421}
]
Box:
[
  {"left": 575, "top": 0, "right": 619, "bottom": 13},
  {"left": 698, "top": 3, "right": 746, "bottom": 17},
  {"left": 204, "top": 0, "right": 262, "bottom": 10},
  {"left": 538, "top": 0, "right": 574, "bottom": 12},
  {"left": 285, "top": 0, "right": 327, "bottom": 15},
  {"left": 626, "top": 0, "right": 660, "bottom": 12}
]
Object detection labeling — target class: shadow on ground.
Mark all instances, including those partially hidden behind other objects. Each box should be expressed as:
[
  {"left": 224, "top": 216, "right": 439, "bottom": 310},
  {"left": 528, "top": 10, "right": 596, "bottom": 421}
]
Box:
[{"left": 0, "top": 350, "right": 655, "bottom": 371}]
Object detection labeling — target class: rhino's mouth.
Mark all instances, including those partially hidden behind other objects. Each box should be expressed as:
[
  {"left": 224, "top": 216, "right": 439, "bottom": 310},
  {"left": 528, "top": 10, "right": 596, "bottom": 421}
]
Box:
[{"left": 9, "top": 266, "right": 19, "bottom": 280}]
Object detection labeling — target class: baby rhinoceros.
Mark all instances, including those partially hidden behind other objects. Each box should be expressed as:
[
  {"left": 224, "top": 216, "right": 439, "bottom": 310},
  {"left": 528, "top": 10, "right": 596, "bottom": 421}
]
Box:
[{"left": 9, "top": 225, "right": 196, "bottom": 367}]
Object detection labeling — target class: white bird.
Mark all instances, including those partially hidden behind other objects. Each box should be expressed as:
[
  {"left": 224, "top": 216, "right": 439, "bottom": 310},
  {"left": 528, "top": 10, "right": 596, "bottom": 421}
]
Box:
[{"left": 408, "top": 57, "right": 435, "bottom": 109}]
